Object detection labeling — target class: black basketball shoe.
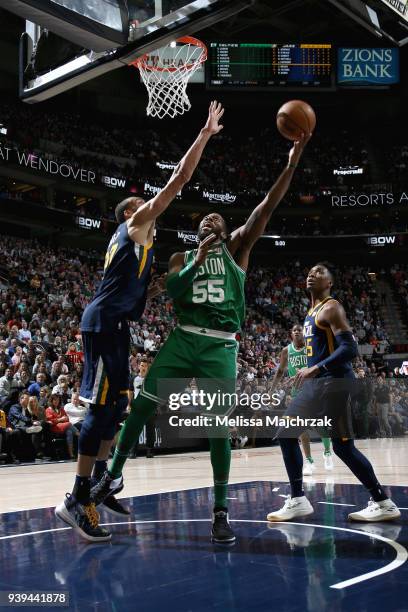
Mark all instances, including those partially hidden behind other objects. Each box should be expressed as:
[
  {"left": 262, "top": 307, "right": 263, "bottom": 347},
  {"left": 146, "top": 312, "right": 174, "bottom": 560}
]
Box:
[
  {"left": 211, "top": 508, "right": 236, "bottom": 543},
  {"left": 102, "top": 495, "right": 130, "bottom": 517},
  {"left": 91, "top": 471, "right": 124, "bottom": 507},
  {"left": 90, "top": 476, "right": 129, "bottom": 517},
  {"left": 55, "top": 494, "right": 111, "bottom": 542}
]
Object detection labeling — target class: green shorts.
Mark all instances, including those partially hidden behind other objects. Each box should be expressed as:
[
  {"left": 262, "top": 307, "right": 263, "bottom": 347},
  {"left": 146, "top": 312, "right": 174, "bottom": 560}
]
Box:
[{"left": 141, "top": 326, "right": 238, "bottom": 416}]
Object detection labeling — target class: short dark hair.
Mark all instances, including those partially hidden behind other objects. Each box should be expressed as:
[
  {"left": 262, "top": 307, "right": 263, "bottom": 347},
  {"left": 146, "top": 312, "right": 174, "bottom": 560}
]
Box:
[
  {"left": 115, "top": 198, "right": 133, "bottom": 224},
  {"left": 200, "top": 214, "right": 229, "bottom": 231},
  {"left": 291, "top": 323, "right": 302, "bottom": 330},
  {"left": 315, "top": 261, "right": 335, "bottom": 283}
]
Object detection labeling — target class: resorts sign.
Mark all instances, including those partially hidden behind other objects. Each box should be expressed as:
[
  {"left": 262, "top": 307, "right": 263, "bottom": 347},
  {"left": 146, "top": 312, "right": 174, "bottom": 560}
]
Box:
[{"left": 330, "top": 192, "right": 408, "bottom": 207}]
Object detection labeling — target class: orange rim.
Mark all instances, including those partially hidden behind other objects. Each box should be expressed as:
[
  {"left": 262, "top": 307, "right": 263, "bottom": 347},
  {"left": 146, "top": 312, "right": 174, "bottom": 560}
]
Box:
[{"left": 131, "top": 36, "right": 207, "bottom": 73}]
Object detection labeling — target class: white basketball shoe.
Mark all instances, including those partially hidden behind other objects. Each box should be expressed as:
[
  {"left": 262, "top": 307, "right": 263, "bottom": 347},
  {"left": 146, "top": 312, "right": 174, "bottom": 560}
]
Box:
[{"left": 267, "top": 496, "right": 314, "bottom": 522}]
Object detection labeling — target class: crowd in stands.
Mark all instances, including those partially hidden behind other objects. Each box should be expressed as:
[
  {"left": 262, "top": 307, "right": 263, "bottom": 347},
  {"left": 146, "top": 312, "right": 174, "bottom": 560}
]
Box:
[
  {"left": 384, "top": 144, "right": 408, "bottom": 183},
  {"left": 0, "top": 102, "right": 176, "bottom": 188},
  {"left": 159, "top": 212, "right": 408, "bottom": 237},
  {"left": 0, "top": 234, "right": 406, "bottom": 463},
  {"left": 2, "top": 177, "right": 408, "bottom": 239},
  {"left": 1, "top": 101, "right": 407, "bottom": 208},
  {"left": 1, "top": 101, "right": 407, "bottom": 248},
  {"left": 390, "top": 264, "right": 408, "bottom": 328}
]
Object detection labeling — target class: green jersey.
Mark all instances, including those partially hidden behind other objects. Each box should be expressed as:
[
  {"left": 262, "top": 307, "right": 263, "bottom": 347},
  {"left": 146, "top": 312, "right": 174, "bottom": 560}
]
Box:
[
  {"left": 174, "top": 242, "right": 246, "bottom": 332},
  {"left": 287, "top": 342, "right": 307, "bottom": 397},
  {"left": 287, "top": 342, "right": 307, "bottom": 377}
]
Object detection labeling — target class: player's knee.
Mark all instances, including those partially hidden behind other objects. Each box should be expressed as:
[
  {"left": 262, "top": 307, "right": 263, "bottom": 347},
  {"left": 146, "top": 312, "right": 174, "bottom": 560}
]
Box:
[
  {"left": 332, "top": 438, "right": 354, "bottom": 458},
  {"left": 130, "top": 395, "right": 156, "bottom": 419},
  {"left": 78, "top": 405, "right": 113, "bottom": 456},
  {"left": 114, "top": 395, "right": 128, "bottom": 423},
  {"left": 99, "top": 397, "right": 128, "bottom": 441},
  {"left": 100, "top": 421, "right": 117, "bottom": 442}
]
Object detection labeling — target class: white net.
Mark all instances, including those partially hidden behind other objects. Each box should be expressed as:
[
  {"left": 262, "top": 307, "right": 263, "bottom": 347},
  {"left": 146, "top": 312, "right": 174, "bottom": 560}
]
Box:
[{"left": 135, "top": 37, "right": 207, "bottom": 119}]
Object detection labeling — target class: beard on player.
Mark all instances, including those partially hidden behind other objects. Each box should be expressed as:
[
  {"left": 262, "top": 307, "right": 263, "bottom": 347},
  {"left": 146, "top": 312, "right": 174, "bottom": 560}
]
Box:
[{"left": 197, "top": 213, "right": 228, "bottom": 242}]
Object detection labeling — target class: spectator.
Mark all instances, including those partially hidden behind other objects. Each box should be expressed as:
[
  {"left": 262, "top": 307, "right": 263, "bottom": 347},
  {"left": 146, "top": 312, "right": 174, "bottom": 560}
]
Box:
[
  {"left": 27, "top": 395, "right": 46, "bottom": 456},
  {"left": 388, "top": 394, "right": 405, "bottom": 436},
  {"left": 374, "top": 376, "right": 392, "bottom": 437},
  {"left": 13, "top": 364, "right": 31, "bottom": 390},
  {"left": 353, "top": 368, "right": 373, "bottom": 438},
  {"left": 18, "top": 320, "right": 32, "bottom": 343},
  {"left": 144, "top": 332, "right": 156, "bottom": 353},
  {"left": 45, "top": 394, "right": 78, "bottom": 459},
  {"left": 27, "top": 372, "right": 47, "bottom": 397},
  {"left": 129, "top": 360, "right": 155, "bottom": 458},
  {"left": 133, "top": 359, "right": 149, "bottom": 399},
  {"left": 64, "top": 392, "right": 87, "bottom": 433},
  {"left": 0, "top": 405, "right": 7, "bottom": 457},
  {"left": 0, "top": 368, "right": 16, "bottom": 405},
  {"left": 7, "top": 340, "right": 18, "bottom": 359},
  {"left": 0, "top": 340, "right": 11, "bottom": 366},
  {"left": 38, "top": 386, "right": 50, "bottom": 410},
  {"left": 8, "top": 391, "right": 42, "bottom": 461},
  {"left": 65, "top": 342, "right": 84, "bottom": 369},
  {"left": 11, "top": 346, "right": 23, "bottom": 370},
  {"left": 52, "top": 375, "right": 71, "bottom": 403},
  {"left": 51, "top": 355, "right": 69, "bottom": 381}
]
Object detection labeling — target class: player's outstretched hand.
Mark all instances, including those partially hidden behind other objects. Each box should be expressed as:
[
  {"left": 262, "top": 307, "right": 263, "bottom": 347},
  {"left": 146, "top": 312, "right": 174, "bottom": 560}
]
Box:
[
  {"left": 288, "top": 131, "right": 312, "bottom": 168},
  {"left": 194, "top": 233, "right": 218, "bottom": 266},
  {"left": 204, "top": 100, "right": 225, "bottom": 135},
  {"left": 293, "top": 365, "right": 320, "bottom": 389},
  {"left": 147, "top": 274, "right": 167, "bottom": 300}
]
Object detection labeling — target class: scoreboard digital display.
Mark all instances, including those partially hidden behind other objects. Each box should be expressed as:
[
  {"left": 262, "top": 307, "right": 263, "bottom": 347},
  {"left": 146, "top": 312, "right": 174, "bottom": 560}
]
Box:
[{"left": 207, "top": 43, "right": 334, "bottom": 89}]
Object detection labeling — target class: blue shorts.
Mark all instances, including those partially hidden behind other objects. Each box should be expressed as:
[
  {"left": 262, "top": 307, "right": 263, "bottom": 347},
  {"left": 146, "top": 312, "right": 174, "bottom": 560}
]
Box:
[
  {"left": 79, "top": 326, "right": 130, "bottom": 406},
  {"left": 278, "top": 376, "right": 355, "bottom": 439}
]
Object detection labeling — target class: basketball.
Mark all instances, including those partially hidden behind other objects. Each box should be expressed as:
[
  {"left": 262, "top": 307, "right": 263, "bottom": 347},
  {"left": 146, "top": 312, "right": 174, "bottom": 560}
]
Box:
[{"left": 276, "top": 100, "right": 316, "bottom": 141}]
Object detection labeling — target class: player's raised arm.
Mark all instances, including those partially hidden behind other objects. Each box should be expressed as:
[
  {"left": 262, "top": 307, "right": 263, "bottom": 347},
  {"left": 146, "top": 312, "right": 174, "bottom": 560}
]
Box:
[
  {"left": 228, "top": 133, "right": 311, "bottom": 269},
  {"left": 127, "top": 101, "right": 224, "bottom": 232},
  {"left": 166, "top": 233, "right": 218, "bottom": 298}
]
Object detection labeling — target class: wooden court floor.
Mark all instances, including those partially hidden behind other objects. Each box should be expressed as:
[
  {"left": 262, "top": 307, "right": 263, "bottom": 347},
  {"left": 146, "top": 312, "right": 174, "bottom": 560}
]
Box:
[{"left": 1, "top": 438, "right": 407, "bottom": 514}]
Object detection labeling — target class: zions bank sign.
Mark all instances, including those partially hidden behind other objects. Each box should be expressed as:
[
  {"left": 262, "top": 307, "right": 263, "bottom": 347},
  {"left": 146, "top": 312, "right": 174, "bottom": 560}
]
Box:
[{"left": 338, "top": 48, "right": 399, "bottom": 85}]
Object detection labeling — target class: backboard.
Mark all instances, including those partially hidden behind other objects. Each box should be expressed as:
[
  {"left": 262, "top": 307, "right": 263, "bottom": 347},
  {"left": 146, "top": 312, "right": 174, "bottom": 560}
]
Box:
[
  {"left": 9, "top": 0, "right": 253, "bottom": 103},
  {"left": 328, "top": 0, "right": 408, "bottom": 46}
]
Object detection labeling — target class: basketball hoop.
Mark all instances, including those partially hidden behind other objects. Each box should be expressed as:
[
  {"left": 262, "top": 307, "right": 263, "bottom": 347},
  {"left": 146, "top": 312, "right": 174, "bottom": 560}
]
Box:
[{"left": 132, "top": 36, "right": 207, "bottom": 119}]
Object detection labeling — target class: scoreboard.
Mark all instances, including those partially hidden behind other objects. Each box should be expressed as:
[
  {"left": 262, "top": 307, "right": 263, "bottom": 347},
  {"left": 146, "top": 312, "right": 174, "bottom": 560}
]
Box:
[{"left": 207, "top": 43, "right": 333, "bottom": 89}]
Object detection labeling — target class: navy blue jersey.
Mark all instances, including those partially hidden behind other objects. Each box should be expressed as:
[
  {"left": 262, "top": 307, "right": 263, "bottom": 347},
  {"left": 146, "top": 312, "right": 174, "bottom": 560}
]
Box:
[
  {"left": 303, "top": 296, "right": 353, "bottom": 378},
  {"left": 81, "top": 222, "right": 154, "bottom": 332}
]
